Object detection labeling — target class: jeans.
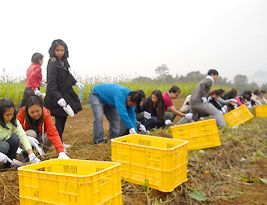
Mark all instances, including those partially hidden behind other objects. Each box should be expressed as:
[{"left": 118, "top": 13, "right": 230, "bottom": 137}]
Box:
[
  {"left": 141, "top": 116, "right": 159, "bottom": 130},
  {"left": 89, "top": 92, "right": 120, "bottom": 144},
  {"left": 0, "top": 133, "right": 19, "bottom": 167}
]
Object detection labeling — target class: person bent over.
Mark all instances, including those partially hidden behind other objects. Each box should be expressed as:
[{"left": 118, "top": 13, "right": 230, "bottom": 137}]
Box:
[
  {"left": 89, "top": 83, "right": 141, "bottom": 144},
  {"left": 190, "top": 69, "right": 226, "bottom": 128},
  {"left": 163, "top": 86, "right": 193, "bottom": 125}
]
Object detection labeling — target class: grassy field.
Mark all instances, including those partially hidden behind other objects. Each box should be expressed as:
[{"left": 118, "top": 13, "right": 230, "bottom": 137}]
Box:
[{"left": 0, "top": 81, "right": 232, "bottom": 107}]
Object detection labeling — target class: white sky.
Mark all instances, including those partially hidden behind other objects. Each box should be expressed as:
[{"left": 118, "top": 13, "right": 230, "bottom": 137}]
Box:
[{"left": 0, "top": 0, "right": 267, "bottom": 81}]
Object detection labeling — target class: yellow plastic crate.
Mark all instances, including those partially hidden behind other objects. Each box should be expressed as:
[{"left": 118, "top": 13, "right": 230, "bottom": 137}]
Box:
[
  {"left": 223, "top": 104, "right": 254, "bottom": 127},
  {"left": 255, "top": 105, "right": 267, "bottom": 117},
  {"left": 18, "top": 159, "right": 122, "bottom": 205},
  {"left": 111, "top": 134, "right": 188, "bottom": 192},
  {"left": 171, "top": 119, "right": 221, "bottom": 150}
]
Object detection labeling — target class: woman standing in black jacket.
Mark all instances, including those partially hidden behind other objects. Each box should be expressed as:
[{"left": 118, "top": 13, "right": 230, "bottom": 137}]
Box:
[{"left": 44, "top": 39, "right": 83, "bottom": 146}]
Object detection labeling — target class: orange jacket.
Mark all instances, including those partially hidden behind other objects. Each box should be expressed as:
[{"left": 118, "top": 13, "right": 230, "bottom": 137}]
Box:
[{"left": 17, "top": 107, "right": 64, "bottom": 153}]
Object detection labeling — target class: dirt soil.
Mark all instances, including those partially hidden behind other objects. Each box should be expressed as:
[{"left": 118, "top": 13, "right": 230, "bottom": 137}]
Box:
[{"left": 0, "top": 101, "right": 266, "bottom": 204}]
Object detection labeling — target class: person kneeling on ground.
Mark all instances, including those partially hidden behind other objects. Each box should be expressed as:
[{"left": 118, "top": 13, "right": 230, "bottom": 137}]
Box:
[
  {"left": 190, "top": 69, "right": 226, "bottom": 128},
  {"left": 207, "top": 90, "right": 228, "bottom": 114},
  {"left": 17, "top": 96, "right": 69, "bottom": 159},
  {"left": 137, "top": 90, "right": 165, "bottom": 130},
  {"left": 162, "top": 86, "right": 193, "bottom": 125},
  {"left": 89, "top": 83, "right": 141, "bottom": 145},
  {"left": 0, "top": 99, "right": 40, "bottom": 168}
]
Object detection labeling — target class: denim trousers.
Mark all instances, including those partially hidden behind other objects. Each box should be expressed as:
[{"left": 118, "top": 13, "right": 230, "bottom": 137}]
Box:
[
  {"left": 141, "top": 116, "right": 159, "bottom": 130},
  {"left": 89, "top": 92, "right": 120, "bottom": 144},
  {"left": 0, "top": 133, "right": 19, "bottom": 167}
]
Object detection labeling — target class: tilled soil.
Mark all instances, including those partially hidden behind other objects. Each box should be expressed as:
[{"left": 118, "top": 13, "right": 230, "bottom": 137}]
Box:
[{"left": 0, "top": 102, "right": 266, "bottom": 204}]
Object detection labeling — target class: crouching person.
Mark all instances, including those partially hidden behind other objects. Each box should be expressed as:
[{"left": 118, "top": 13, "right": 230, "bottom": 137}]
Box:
[
  {"left": 190, "top": 69, "right": 226, "bottom": 128},
  {"left": 89, "top": 83, "right": 141, "bottom": 145},
  {"left": 17, "top": 96, "right": 69, "bottom": 159},
  {"left": 0, "top": 99, "right": 40, "bottom": 168}
]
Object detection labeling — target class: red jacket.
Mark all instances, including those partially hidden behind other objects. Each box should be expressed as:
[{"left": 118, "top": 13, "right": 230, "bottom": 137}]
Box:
[
  {"left": 17, "top": 107, "right": 64, "bottom": 153},
  {"left": 26, "top": 63, "right": 42, "bottom": 90}
]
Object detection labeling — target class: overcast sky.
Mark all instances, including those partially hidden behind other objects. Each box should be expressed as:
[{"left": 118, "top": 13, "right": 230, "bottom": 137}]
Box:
[{"left": 0, "top": 0, "right": 266, "bottom": 81}]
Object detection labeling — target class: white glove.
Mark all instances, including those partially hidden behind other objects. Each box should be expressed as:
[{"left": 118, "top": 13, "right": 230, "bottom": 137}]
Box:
[
  {"left": 28, "top": 153, "right": 40, "bottom": 164},
  {"left": 230, "top": 99, "right": 237, "bottom": 103},
  {"left": 40, "top": 81, "right": 46, "bottom": 87},
  {"left": 28, "top": 136, "right": 39, "bottom": 146},
  {"left": 185, "top": 113, "right": 193, "bottom": 120},
  {"left": 0, "top": 152, "right": 14, "bottom": 164},
  {"left": 129, "top": 128, "right": 137, "bottom": 134},
  {"left": 34, "top": 89, "right": 42, "bottom": 96},
  {"left": 143, "top": 111, "right": 151, "bottom": 119},
  {"left": 221, "top": 106, "right": 228, "bottom": 114},
  {"left": 165, "top": 119, "right": 172, "bottom": 126},
  {"left": 202, "top": 97, "right": 207, "bottom": 103},
  {"left": 75, "top": 82, "right": 84, "bottom": 90},
  {"left": 28, "top": 136, "right": 45, "bottom": 159},
  {"left": 139, "top": 124, "right": 147, "bottom": 133},
  {"left": 58, "top": 152, "right": 70, "bottom": 159},
  {"left": 57, "top": 98, "right": 67, "bottom": 107},
  {"left": 63, "top": 104, "right": 75, "bottom": 117}
]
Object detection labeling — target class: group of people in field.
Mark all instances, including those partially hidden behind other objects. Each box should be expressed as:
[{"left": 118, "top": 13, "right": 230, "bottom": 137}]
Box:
[{"left": 0, "top": 39, "right": 266, "bottom": 168}]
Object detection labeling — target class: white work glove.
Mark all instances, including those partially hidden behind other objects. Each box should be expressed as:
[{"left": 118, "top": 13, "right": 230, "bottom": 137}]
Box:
[
  {"left": 202, "top": 97, "right": 208, "bottom": 103},
  {"left": 75, "top": 82, "right": 84, "bottom": 90},
  {"left": 28, "top": 153, "right": 40, "bottom": 164},
  {"left": 129, "top": 128, "right": 137, "bottom": 134},
  {"left": 221, "top": 106, "right": 228, "bottom": 114},
  {"left": 230, "top": 99, "right": 237, "bottom": 103},
  {"left": 143, "top": 111, "right": 151, "bottom": 119},
  {"left": 0, "top": 152, "right": 14, "bottom": 164},
  {"left": 34, "top": 89, "right": 42, "bottom": 96},
  {"left": 57, "top": 98, "right": 67, "bottom": 107},
  {"left": 28, "top": 136, "right": 45, "bottom": 159},
  {"left": 63, "top": 104, "right": 75, "bottom": 117},
  {"left": 139, "top": 124, "right": 147, "bottom": 133},
  {"left": 165, "top": 119, "right": 172, "bottom": 126},
  {"left": 58, "top": 152, "right": 70, "bottom": 159},
  {"left": 185, "top": 113, "right": 193, "bottom": 120}
]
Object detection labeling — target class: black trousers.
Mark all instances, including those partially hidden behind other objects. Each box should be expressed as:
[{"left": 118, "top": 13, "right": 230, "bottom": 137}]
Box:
[
  {"left": 0, "top": 133, "right": 19, "bottom": 167},
  {"left": 55, "top": 116, "right": 67, "bottom": 142}
]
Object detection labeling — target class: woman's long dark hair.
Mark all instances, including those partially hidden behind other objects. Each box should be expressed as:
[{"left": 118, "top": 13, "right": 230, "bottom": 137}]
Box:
[
  {"left": 25, "top": 96, "right": 44, "bottom": 134},
  {"left": 223, "top": 88, "right": 237, "bottom": 99},
  {"left": 145, "top": 90, "right": 165, "bottom": 120},
  {"left": 48, "top": 39, "right": 70, "bottom": 68},
  {"left": 0, "top": 99, "right": 17, "bottom": 128}
]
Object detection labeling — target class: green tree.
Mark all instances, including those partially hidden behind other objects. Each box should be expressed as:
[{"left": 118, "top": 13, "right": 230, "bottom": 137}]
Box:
[{"left": 155, "top": 64, "right": 169, "bottom": 78}]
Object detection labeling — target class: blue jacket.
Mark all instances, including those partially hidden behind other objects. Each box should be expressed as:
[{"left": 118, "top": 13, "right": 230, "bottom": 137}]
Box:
[{"left": 93, "top": 84, "right": 137, "bottom": 130}]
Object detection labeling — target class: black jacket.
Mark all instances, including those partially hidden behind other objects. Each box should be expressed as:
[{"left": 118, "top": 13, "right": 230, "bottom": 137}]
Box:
[{"left": 44, "top": 58, "right": 82, "bottom": 117}]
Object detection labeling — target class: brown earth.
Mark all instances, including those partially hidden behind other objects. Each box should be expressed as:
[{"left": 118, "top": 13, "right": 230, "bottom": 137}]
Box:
[{"left": 0, "top": 101, "right": 266, "bottom": 204}]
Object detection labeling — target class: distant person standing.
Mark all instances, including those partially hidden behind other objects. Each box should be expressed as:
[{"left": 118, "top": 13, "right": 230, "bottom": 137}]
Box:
[
  {"left": 44, "top": 39, "right": 83, "bottom": 148},
  {"left": 190, "top": 69, "right": 226, "bottom": 127},
  {"left": 21, "top": 53, "right": 44, "bottom": 107},
  {"left": 89, "top": 83, "right": 141, "bottom": 145}
]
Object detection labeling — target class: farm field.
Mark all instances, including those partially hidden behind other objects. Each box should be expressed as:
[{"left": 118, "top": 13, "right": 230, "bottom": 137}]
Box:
[{"left": 0, "top": 100, "right": 266, "bottom": 204}]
